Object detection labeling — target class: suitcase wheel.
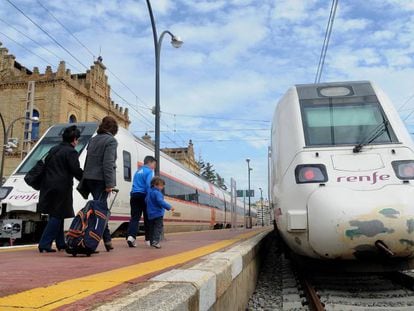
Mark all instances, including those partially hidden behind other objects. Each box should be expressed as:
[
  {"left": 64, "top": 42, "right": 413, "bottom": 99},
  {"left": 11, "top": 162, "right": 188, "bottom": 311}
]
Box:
[{"left": 72, "top": 253, "right": 77, "bottom": 257}]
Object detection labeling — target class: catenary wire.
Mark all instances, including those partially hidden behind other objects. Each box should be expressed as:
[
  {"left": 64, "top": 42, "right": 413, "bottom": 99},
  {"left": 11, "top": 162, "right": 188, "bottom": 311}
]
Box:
[
  {"left": 0, "top": 30, "right": 53, "bottom": 66},
  {"left": 161, "top": 111, "right": 271, "bottom": 123},
  {"left": 314, "top": 0, "right": 338, "bottom": 83},
  {"left": 35, "top": 0, "right": 96, "bottom": 59},
  {"left": 0, "top": 17, "right": 82, "bottom": 72},
  {"left": 5, "top": 0, "right": 89, "bottom": 70},
  {"left": 33, "top": 0, "right": 187, "bottom": 146}
]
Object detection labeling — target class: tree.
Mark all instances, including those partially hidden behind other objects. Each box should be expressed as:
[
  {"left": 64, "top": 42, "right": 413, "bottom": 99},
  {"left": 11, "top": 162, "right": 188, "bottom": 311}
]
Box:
[
  {"left": 197, "top": 157, "right": 205, "bottom": 175},
  {"left": 215, "top": 173, "right": 228, "bottom": 190},
  {"left": 203, "top": 162, "right": 216, "bottom": 183}
]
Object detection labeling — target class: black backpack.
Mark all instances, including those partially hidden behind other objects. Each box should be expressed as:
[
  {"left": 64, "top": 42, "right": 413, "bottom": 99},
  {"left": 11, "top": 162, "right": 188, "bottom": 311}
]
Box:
[{"left": 24, "top": 147, "right": 60, "bottom": 190}]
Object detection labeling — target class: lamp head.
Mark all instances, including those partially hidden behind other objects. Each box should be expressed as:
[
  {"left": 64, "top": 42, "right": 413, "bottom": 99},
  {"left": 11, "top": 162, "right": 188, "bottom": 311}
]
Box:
[
  {"left": 246, "top": 158, "right": 250, "bottom": 163},
  {"left": 171, "top": 36, "right": 183, "bottom": 48},
  {"left": 30, "top": 116, "right": 39, "bottom": 122}
]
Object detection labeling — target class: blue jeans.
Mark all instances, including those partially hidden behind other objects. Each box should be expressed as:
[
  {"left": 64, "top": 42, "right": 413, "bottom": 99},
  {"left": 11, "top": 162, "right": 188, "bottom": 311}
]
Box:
[
  {"left": 85, "top": 179, "right": 112, "bottom": 243},
  {"left": 127, "top": 193, "right": 150, "bottom": 240},
  {"left": 39, "top": 216, "right": 65, "bottom": 249},
  {"left": 149, "top": 217, "right": 163, "bottom": 245}
]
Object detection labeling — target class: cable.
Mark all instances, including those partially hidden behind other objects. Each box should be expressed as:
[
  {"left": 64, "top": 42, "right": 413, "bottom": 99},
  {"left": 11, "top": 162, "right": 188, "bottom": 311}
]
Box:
[
  {"left": 35, "top": 0, "right": 96, "bottom": 59},
  {"left": 110, "top": 90, "right": 184, "bottom": 148},
  {"left": 0, "top": 30, "right": 53, "bottom": 66},
  {"left": 161, "top": 138, "right": 270, "bottom": 143},
  {"left": 33, "top": 0, "right": 185, "bottom": 146},
  {"left": 161, "top": 111, "right": 271, "bottom": 123},
  {"left": 398, "top": 94, "right": 414, "bottom": 112},
  {"left": 135, "top": 128, "right": 270, "bottom": 133},
  {"left": 0, "top": 17, "right": 83, "bottom": 72},
  {"left": 5, "top": 0, "right": 89, "bottom": 70},
  {"left": 314, "top": 0, "right": 339, "bottom": 83}
]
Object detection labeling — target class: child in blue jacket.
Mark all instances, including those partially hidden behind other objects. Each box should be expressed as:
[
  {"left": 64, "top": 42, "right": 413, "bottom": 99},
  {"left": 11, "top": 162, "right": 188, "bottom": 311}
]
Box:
[{"left": 146, "top": 177, "right": 173, "bottom": 248}]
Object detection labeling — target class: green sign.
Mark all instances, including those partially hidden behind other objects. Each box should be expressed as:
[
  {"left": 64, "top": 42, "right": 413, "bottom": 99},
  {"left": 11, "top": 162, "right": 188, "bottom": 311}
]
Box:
[{"left": 236, "top": 190, "right": 254, "bottom": 197}]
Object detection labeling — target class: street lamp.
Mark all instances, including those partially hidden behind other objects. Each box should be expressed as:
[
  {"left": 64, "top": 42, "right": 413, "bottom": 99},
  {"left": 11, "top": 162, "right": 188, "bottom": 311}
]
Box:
[
  {"left": 0, "top": 114, "right": 39, "bottom": 184},
  {"left": 246, "top": 158, "right": 252, "bottom": 228},
  {"left": 146, "top": 0, "right": 183, "bottom": 176},
  {"left": 259, "top": 187, "right": 264, "bottom": 227}
]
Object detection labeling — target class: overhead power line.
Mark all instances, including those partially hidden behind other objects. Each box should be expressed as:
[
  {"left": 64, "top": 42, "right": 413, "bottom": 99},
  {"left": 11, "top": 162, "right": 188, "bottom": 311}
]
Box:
[
  {"left": 314, "top": 0, "right": 339, "bottom": 84},
  {"left": 0, "top": 17, "right": 82, "bottom": 71},
  {"left": 33, "top": 0, "right": 185, "bottom": 146},
  {"left": 162, "top": 138, "right": 270, "bottom": 143},
  {"left": 136, "top": 128, "right": 270, "bottom": 133},
  {"left": 0, "top": 30, "right": 52, "bottom": 66},
  {"left": 35, "top": 0, "right": 96, "bottom": 59},
  {"left": 5, "top": 0, "right": 89, "bottom": 70},
  {"left": 161, "top": 111, "right": 271, "bottom": 123},
  {"left": 397, "top": 93, "right": 414, "bottom": 112}
]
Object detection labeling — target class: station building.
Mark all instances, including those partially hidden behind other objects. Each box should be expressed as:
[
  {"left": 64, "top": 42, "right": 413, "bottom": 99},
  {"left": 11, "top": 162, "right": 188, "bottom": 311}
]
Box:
[
  {"left": 142, "top": 132, "right": 200, "bottom": 174},
  {"left": 0, "top": 42, "right": 130, "bottom": 179}
]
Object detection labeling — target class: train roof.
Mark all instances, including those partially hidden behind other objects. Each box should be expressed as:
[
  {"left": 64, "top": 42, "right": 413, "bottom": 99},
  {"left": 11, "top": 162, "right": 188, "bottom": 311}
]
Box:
[
  {"left": 294, "top": 81, "right": 375, "bottom": 100},
  {"left": 130, "top": 132, "right": 246, "bottom": 206},
  {"left": 44, "top": 123, "right": 248, "bottom": 208}
]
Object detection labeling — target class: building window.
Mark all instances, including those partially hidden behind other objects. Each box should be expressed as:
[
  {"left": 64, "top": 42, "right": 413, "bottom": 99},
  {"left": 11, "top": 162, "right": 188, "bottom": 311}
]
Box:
[
  {"left": 31, "top": 109, "right": 40, "bottom": 140},
  {"left": 123, "top": 151, "right": 131, "bottom": 181},
  {"left": 69, "top": 114, "right": 77, "bottom": 123}
]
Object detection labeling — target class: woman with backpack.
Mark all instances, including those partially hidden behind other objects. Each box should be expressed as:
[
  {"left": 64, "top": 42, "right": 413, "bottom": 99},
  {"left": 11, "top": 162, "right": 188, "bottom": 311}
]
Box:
[{"left": 38, "top": 125, "right": 83, "bottom": 253}]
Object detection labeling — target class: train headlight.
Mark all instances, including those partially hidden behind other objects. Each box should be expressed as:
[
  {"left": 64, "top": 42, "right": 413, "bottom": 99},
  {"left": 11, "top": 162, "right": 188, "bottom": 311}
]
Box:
[
  {"left": 295, "top": 164, "right": 328, "bottom": 184},
  {"left": 392, "top": 161, "right": 414, "bottom": 180}
]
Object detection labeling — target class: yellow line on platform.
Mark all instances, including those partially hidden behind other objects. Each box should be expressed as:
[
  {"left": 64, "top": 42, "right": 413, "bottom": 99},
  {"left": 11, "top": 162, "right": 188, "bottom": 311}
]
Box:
[
  {"left": 0, "top": 229, "right": 231, "bottom": 253},
  {"left": 0, "top": 230, "right": 262, "bottom": 311}
]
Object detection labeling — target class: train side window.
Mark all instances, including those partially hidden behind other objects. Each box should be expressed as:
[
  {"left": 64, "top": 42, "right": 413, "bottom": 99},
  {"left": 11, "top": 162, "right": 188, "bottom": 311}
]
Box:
[{"left": 123, "top": 151, "right": 132, "bottom": 181}]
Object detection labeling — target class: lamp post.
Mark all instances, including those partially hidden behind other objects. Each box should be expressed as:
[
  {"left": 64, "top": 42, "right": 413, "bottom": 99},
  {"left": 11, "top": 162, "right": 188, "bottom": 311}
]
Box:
[
  {"left": 259, "top": 187, "right": 264, "bottom": 227},
  {"left": 246, "top": 158, "right": 252, "bottom": 228},
  {"left": 146, "top": 0, "right": 183, "bottom": 176},
  {"left": 0, "top": 115, "right": 39, "bottom": 185}
]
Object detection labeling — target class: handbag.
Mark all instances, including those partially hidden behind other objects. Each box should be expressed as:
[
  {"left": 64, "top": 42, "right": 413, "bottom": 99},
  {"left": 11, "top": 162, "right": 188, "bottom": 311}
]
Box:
[
  {"left": 76, "top": 154, "right": 90, "bottom": 200},
  {"left": 76, "top": 178, "right": 90, "bottom": 200},
  {"left": 24, "top": 146, "right": 60, "bottom": 190}
]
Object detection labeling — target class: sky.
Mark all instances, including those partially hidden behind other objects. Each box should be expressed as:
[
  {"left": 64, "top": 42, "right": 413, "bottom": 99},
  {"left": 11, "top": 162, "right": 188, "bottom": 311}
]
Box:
[{"left": 1, "top": 0, "right": 414, "bottom": 201}]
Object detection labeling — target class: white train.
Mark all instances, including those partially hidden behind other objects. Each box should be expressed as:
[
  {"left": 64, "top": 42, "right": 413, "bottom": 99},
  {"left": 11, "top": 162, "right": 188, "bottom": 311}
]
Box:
[
  {"left": 271, "top": 81, "right": 414, "bottom": 269},
  {"left": 0, "top": 123, "right": 256, "bottom": 243}
]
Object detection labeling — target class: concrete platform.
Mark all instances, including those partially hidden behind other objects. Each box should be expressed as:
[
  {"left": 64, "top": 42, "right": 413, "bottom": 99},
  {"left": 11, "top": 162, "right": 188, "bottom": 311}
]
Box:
[{"left": 0, "top": 228, "right": 269, "bottom": 311}]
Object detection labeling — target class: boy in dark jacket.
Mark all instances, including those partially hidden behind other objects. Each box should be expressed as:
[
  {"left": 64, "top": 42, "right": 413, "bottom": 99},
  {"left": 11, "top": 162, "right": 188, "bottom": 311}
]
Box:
[{"left": 146, "top": 177, "right": 173, "bottom": 249}]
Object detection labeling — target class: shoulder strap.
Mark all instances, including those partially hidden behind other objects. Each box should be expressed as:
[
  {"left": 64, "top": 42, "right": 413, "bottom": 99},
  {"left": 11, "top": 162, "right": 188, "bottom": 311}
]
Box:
[{"left": 44, "top": 145, "right": 61, "bottom": 165}]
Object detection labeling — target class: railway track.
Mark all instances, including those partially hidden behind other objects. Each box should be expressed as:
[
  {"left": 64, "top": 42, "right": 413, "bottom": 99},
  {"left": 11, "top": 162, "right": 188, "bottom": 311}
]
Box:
[
  {"left": 283, "top": 258, "right": 414, "bottom": 311},
  {"left": 248, "top": 237, "right": 414, "bottom": 310}
]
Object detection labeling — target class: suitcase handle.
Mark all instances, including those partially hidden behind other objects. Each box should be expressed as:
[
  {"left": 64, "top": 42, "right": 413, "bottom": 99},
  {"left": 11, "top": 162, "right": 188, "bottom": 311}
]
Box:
[{"left": 108, "top": 189, "right": 119, "bottom": 211}]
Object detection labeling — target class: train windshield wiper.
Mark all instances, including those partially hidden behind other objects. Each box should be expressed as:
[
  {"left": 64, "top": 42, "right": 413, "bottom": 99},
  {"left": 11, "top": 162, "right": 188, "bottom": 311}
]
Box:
[{"left": 353, "top": 120, "right": 389, "bottom": 153}]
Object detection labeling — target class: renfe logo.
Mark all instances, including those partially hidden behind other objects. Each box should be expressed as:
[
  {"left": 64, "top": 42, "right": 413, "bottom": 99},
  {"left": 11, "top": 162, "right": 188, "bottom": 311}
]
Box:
[
  {"left": 337, "top": 171, "right": 390, "bottom": 185},
  {"left": 8, "top": 192, "right": 38, "bottom": 202}
]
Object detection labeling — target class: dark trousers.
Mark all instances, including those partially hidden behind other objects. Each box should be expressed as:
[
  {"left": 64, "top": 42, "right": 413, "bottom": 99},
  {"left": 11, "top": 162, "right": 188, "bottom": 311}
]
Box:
[
  {"left": 127, "top": 193, "right": 150, "bottom": 241},
  {"left": 39, "top": 216, "right": 65, "bottom": 249},
  {"left": 149, "top": 217, "right": 163, "bottom": 245},
  {"left": 85, "top": 179, "right": 111, "bottom": 243}
]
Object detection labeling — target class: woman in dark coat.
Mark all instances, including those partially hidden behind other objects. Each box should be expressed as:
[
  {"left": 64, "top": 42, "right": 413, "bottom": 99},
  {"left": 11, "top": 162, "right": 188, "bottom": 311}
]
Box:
[{"left": 38, "top": 125, "right": 83, "bottom": 253}]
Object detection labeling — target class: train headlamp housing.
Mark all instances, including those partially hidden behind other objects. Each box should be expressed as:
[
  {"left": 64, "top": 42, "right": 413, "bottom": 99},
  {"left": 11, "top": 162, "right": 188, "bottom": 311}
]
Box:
[
  {"left": 392, "top": 160, "right": 414, "bottom": 180},
  {"left": 0, "top": 187, "right": 12, "bottom": 200},
  {"left": 295, "top": 164, "right": 328, "bottom": 184}
]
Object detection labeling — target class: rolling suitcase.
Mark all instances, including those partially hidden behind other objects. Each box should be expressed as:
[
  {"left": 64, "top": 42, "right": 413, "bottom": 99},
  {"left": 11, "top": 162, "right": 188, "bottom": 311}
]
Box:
[{"left": 66, "top": 189, "right": 119, "bottom": 257}]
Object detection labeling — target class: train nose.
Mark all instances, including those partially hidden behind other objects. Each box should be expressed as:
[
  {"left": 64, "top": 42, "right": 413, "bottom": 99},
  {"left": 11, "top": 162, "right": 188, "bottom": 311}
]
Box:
[{"left": 307, "top": 185, "right": 414, "bottom": 260}]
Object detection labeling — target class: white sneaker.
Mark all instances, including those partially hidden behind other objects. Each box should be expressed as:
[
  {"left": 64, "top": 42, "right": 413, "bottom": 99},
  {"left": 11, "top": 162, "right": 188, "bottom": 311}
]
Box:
[
  {"left": 151, "top": 243, "right": 161, "bottom": 249},
  {"left": 145, "top": 240, "right": 151, "bottom": 246},
  {"left": 127, "top": 236, "right": 136, "bottom": 248}
]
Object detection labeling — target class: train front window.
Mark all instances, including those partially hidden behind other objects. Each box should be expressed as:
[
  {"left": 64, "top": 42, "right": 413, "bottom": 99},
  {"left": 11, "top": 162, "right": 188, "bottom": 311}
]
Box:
[
  {"left": 301, "top": 98, "right": 397, "bottom": 146},
  {"left": 16, "top": 123, "right": 97, "bottom": 174}
]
